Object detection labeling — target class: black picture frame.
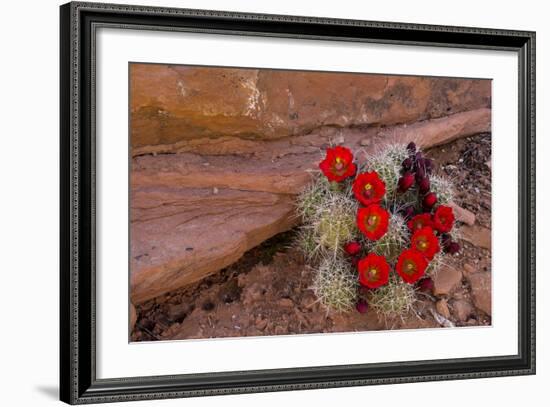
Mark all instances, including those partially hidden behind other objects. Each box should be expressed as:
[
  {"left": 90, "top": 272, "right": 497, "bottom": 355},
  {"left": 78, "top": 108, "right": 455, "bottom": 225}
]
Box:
[{"left": 60, "top": 1, "right": 536, "bottom": 404}]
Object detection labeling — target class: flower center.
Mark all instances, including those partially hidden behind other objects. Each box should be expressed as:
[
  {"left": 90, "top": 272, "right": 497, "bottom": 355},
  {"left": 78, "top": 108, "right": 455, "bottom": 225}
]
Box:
[
  {"left": 367, "top": 215, "right": 378, "bottom": 226},
  {"left": 368, "top": 267, "right": 379, "bottom": 280},
  {"left": 419, "top": 240, "right": 428, "bottom": 250},
  {"left": 364, "top": 183, "right": 372, "bottom": 190},
  {"left": 334, "top": 157, "right": 345, "bottom": 171},
  {"left": 404, "top": 260, "right": 416, "bottom": 275}
]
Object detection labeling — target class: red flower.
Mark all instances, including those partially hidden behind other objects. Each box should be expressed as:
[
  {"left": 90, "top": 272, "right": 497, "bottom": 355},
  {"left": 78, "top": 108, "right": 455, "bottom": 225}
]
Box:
[
  {"left": 398, "top": 172, "right": 415, "bottom": 193},
  {"left": 352, "top": 172, "right": 386, "bottom": 206},
  {"left": 319, "top": 146, "right": 356, "bottom": 182},
  {"left": 422, "top": 192, "right": 438, "bottom": 209},
  {"left": 407, "top": 213, "right": 433, "bottom": 232},
  {"left": 432, "top": 205, "right": 455, "bottom": 233},
  {"left": 344, "top": 241, "right": 362, "bottom": 256},
  {"left": 396, "top": 249, "right": 428, "bottom": 284},
  {"left": 411, "top": 226, "right": 440, "bottom": 260},
  {"left": 358, "top": 253, "right": 390, "bottom": 289},
  {"left": 357, "top": 205, "right": 389, "bottom": 241}
]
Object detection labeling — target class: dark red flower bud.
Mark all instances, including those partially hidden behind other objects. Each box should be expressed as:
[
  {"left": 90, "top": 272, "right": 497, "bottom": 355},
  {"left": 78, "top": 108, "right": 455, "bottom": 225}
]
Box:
[
  {"left": 446, "top": 241, "right": 460, "bottom": 254},
  {"left": 356, "top": 300, "right": 369, "bottom": 314},
  {"left": 414, "top": 151, "right": 423, "bottom": 163},
  {"left": 358, "top": 286, "right": 370, "bottom": 295},
  {"left": 351, "top": 256, "right": 360, "bottom": 267},
  {"left": 402, "top": 157, "right": 413, "bottom": 171},
  {"left": 424, "top": 158, "right": 433, "bottom": 174},
  {"left": 344, "top": 241, "right": 362, "bottom": 256},
  {"left": 418, "top": 176, "right": 430, "bottom": 193},
  {"left": 401, "top": 205, "right": 415, "bottom": 221},
  {"left": 440, "top": 233, "right": 451, "bottom": 248},
  {"left": 417, "top": 277, "right": 434, "bottom": 292},
  {"left": 423, "top": 192, "right": 438, "bottom": 209},
  {"left": 407, "top": 142, "right": 417, "bottom": 154},
  {"left": 415, "top": 166, "right": 426, "bottom": 181},
  {"left": 398, "top": 172, "right": 415, "bottom": 192}
]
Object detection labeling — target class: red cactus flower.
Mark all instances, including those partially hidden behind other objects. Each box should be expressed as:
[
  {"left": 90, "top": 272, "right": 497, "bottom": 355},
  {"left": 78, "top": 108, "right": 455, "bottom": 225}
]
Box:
[
  {"left": 358, "top": 253, "right": 390, "bottom": 289},
  {"left": 319, "top": 146, "right": 356, "bottom": 182},
  {"left": 433, "top": 205, "right": 455, "bottom": 233},
  {"left": 411, "top": 226, "right": 440, "bottom": 260},
  {"left": 357, "top": 205, "right": 389, "bottom": 241},
  {"left": 356, "top": 300, "right": 369, "bottom": 314},
  {"left": 344, "top": 241, "right": 362, "bottom": 256},
  {"left": 422, "top": 192, "right": 438, "bottom": 210},
  {"left": 398, "top": 172, "right": 415, "bottom": 193},
  {"left": 396, "top": 248, "right": 428, "bottom": 284},
  {"left": 352, "top": 172, "right": 386, "bottom": 206},
  {"left": 407, "top": 213, "right": 433, "bottom": 232}
]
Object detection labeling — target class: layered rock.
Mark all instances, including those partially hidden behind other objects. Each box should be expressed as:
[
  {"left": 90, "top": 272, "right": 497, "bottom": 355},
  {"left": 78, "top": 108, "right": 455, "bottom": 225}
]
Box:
[{"left": 131, "top": 64, "right": 491, "bottom": 156}]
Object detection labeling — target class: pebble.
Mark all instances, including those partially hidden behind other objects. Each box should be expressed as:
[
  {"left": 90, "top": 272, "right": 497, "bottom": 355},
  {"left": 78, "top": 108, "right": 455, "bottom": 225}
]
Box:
[
  {"left": 433, "top": 265, "right": 463, "bottom": 296},
  {"left": 360, "top": 139, "right": 371, "bottom": 146},
  {"left": 452, "top": 299, "right": 474, "bottom": 322},
  {"left": 278, "top": 298, "right": 294, "bottom": 308},
  {"left": 436, "top": 299, "right": 451, "bottom": 319}
]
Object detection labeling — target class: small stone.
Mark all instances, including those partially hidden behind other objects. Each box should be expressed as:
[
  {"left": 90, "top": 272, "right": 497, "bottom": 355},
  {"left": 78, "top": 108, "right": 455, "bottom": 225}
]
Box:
[
  {"left": 433, "top": 265, "right": 463, "bottom": 296},
  {"left": 360, "top": 138, "right": 371, "bottom": 146},
  {"left": 436, "top": 299, "right": 451, "bottom": 319},
  {"left": 278, "top": 298, "right": 294, "bottom": 308},
  {"left": 130, "top": 303, "right": 137, "bottom": 332},
  {"left": 449, "top": 202, "right": 476, "bottom": 226},
  {"left": 451, "top": 299, "right": 474, "bottom": 322},
  {"left": 255, "top": 318, "right": 268, "bottom": 331},
  {"left": 213, "top": 187, "right": 219, "bottom": 194},
  {"left": 468, "top": 272, "right": 492, "bottom": 315},
  {"left": 460, "top": 225, "right": 491, "bottom": 250},
  {"left": 166, "top": 303, "right": 192, "bottom": 321},
  {"left": 463, "top": 263, "right": 476, "bottom": 275}
]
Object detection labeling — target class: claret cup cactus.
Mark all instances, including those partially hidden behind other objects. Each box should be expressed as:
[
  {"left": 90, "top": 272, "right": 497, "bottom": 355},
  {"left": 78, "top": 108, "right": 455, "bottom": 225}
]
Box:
[{"left": 297, "top": 142, "right": 459, "bottom": 318}]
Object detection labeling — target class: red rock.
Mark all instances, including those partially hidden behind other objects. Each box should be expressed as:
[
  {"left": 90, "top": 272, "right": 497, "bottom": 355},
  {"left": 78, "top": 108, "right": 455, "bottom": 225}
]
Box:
[
  {"left": 131, "top": 64, "right": 490, "bottom": 155},
  {"left": 451, "top": 299, "right": 474, "bottom": 322},
  {"left": 449, "top": 202, "right": 476, "bottom": 226},
  {"left": 433, "top": 265, "right": 463, "bottom": 296},
  {"left": 436, "top": 299, "right": 451, "bottom": 319},
  {"left": 467, "top": 272, "right": 492, "bottom": 315},
  {"left": 460, "top": 225, "right": 491, "bottom": 250}
]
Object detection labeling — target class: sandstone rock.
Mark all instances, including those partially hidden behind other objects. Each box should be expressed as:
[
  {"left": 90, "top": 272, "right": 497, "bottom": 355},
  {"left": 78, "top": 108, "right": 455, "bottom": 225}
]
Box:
[
  {"left": 467, "top": 272, "right": 492, "bottom": 315},
  {"left": 436, "top": 299, "right": 451, "bottom": 319},
  {"left": 449, "top": 202, "right": 476, "bottom": 226},
  {"left": 460, "top": 225, "right": 491, "bottom": 250},
  {"left": 451, "top": 300, "right": 475, "bottom": 322},
  {"left": 433, "top": 266, "right": 463, "bottom": 296},
  {"left": 131, "top": 64, "right": 491, "bottom": 155}
]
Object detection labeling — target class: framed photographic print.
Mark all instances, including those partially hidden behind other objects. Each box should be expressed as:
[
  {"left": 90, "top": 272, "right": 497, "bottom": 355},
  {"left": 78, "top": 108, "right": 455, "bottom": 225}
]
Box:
[{"left": 60, "top": 1, "right": 536, "bottom": 404}]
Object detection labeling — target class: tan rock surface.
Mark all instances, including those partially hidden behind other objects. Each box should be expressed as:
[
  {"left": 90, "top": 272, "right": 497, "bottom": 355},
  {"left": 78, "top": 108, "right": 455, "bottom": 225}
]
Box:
[
  {"left": 131, "top": 64, "right": 491, "bottom": 156},
  {"left": 467, "top": 272, "right": 492, "bottom": 315},
  {"left": 460, "top": 225, "right": 492, "bottom": 250},
  {"left": 433, "top": 265, "right": 463, "bottom": 296}
]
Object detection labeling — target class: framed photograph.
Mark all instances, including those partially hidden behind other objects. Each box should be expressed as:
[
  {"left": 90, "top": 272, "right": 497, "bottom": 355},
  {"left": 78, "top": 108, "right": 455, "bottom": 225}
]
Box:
[{"left": 60, "top": 1, "right": 535, "bottom": 404}]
